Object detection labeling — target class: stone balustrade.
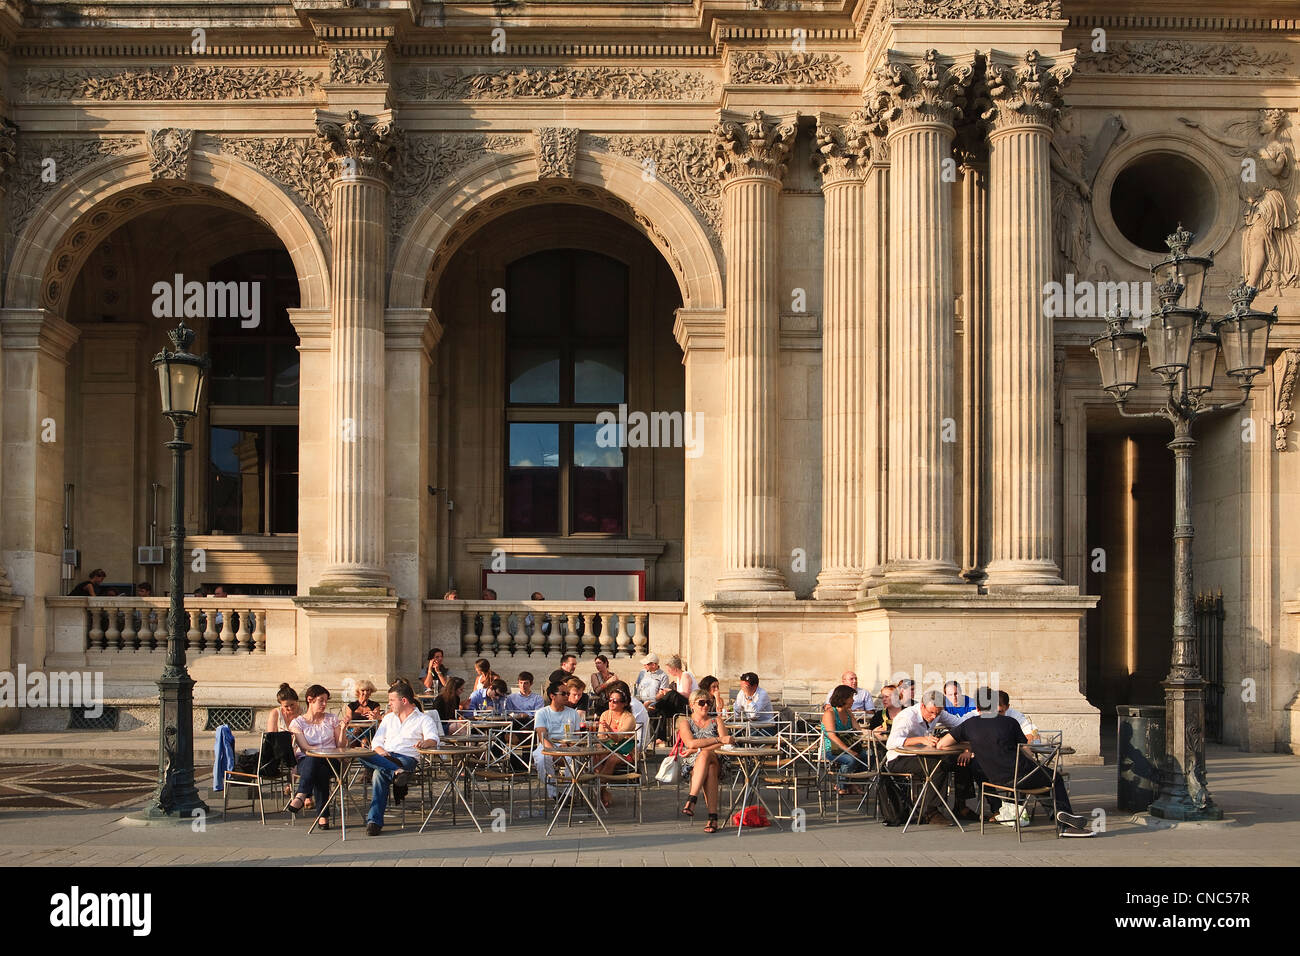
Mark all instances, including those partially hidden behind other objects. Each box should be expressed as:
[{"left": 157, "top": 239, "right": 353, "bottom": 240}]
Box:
[{"left": 49, "top": 597, "right": 299, "bottom": 655}]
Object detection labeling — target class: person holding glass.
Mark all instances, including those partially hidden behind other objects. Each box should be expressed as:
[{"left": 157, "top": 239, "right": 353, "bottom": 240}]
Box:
[
  {"left": 286, "top": 684, "right": 351, "bottom": 829},
  {"left": 594, "top": 687, "right": 638, "bottom": 808}
]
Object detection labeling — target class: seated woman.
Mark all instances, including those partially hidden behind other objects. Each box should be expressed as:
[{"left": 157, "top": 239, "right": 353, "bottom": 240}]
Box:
[
  {"left": 677, "top": 689, "right": 733, "bottom": 833},
  {"left": 589, "top": 654, "right": 619, "bottom": 713},
  {"left": 267, "top": 683, "right": 301, "bottom": 734},
  {"left": 431, "top": 676, "right": 466, "bottom": 734},
  {"left": 286, "top": 684, "right": 351, "bottom": 829},
  {"left": 868, "top": 683, "right": 904, "bottom": 737},
  {"left": 593, "top": 688, "right": 638, "bottom": 808},
  {"left": 347, "top": 679, "right": 383, "bottom": 746},
  {"left": 471, "top": 658, "right": 500, "bottom": 696},
  {"left": 823, "top": 684, "right": 872, "bottom": 795},
  {"left": 697, "top": 675, "right": 727, "bottom": 717}
]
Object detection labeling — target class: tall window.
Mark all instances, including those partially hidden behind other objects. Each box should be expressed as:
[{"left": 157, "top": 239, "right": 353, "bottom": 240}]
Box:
[
  {"left": 206, "top": 249, "right": 300, "bottom": 535},
  {"left": 505, "top": 249, "right": 627, "bottom": 535}
]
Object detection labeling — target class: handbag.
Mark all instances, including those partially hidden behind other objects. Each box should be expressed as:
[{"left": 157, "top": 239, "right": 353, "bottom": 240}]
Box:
[
  {"left": 731, "top": 805, "right": 771, "bottom": 828},
  {"left": 655, "top": 734, "right": 683, "bottom": 784}
]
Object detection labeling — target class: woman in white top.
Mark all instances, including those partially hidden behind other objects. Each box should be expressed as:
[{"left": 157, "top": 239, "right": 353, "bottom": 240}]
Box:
[
  {"left": 286, "top": 683, "right": 350, "bottom": 829},
  {"left": 663, "top": 655, "right": 695, "bottom": 697}
]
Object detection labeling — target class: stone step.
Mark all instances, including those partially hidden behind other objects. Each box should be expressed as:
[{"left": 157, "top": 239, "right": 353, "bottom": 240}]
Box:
[{"left": 0, "top": 730, "right": 262, "bottom": 763}]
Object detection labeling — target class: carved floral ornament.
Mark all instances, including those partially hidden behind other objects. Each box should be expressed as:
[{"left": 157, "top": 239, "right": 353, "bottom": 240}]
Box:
[
  {"left": 1075, "top": 40, "right": 1291, "bottom": 77},
  {"left": 328, "top": 48, "right": 386, "bottom": 85},
  {"left": 873, "top": 49, "right": 976, "bottom": 131},
  {"left": 981, "top": 49, "right": 1074, "bottom": 132},
  {"left": 315, "top": 108, "right": 399, "bottom": 180},
  {"left": 714, "top": 110, "right": 799, "bottom": 183},
  {"left": 146, "top": 127, "right": 195, "bottom": 180},
  {"left": 399, "top": 66, "right": 717, "bottom": 101},
  {"left": 21, "top": 66, "right": 320, "bottom": 102},
  {"left": 1277, "top": 349, "right": 1300, "bottom": 451},
  {"left": 884, "top": 0, "right": 1061, "bottom": 17},
  {"left": 728, "top": 51, "right": 851, "bottom": 86},
  {"left": 535, "top": 127, "right": 579, "bottom": 180},
  {"left": 813, "top": 114, "right": 870, "bottom": 185}
]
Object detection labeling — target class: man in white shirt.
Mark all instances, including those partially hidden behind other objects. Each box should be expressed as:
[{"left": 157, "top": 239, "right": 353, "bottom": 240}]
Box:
[
  {"left": 532, "top": 680, "right": 583, "bottom": 799},
  {"left": 359, "top": 680, "right": 441, "bottom": 836},
  {"left": 825, "top": 671, "right": 875, "bottom": 713},
  {"left": 634, "top": 654, "right": 672, "bottom": 743},
  {"left": 735, "top": 672, "right": 776, "bottom": 735},
  {"left": 998, "top": 690, "right": 1038, "bottom": 741},
  {"left": 885, "top": 691, "right": 968, "bottom": 826}
]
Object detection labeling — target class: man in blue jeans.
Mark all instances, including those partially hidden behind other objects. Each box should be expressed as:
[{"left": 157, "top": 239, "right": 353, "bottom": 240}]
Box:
[{"left": 360, "top": 680, "right": 442, "bottom": 836}]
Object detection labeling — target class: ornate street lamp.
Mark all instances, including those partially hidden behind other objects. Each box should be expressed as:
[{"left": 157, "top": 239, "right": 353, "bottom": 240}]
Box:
[
  {"left": 1089, "top": 226, "right": 1276, "bottom": 821},
  {"left": 134, "top": 322, "right": 210, "bottom": 821}
]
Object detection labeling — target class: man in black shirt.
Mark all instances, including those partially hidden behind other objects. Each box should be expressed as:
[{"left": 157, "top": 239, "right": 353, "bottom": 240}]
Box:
[
  {"left": 939, "top": 687, "right": 1093, "bottom": 837},
  {"left": 70, "top": 569, "right": 107, "bottom": 596}
]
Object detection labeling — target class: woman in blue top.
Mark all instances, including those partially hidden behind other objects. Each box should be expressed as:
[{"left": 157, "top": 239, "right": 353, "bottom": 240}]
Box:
[{"left": 822, "top": 684, "right": 871, "bottom": 795}]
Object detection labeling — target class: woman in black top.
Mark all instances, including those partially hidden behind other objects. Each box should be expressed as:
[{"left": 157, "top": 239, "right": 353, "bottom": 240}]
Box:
[{"left": 431, "top": 676, "right": 466, "bottom": 730}]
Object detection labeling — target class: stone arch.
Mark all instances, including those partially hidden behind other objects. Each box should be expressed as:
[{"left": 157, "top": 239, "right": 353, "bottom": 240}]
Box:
[
  {"left": 5, "top": 148, "right": 330, "bottom": 317},
  {"left": 389, "top": 146, "right": 723, "bottom": 314}
]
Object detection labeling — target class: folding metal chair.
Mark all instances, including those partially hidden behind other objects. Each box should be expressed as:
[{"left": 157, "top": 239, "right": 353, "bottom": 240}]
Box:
[
  {"left": 980, "top": 744, "right": 1061, "bottom": 843},
  {"left": 477, "top": 727, "right": 538, "bottom": 821},
  {"left": 762, "top": 730, "right": 825, "bottom": 820},
  {"left": 220, "top": 731, "right": 297, "bottom": 825},
  {"left": 591, "top": 728, "right": 645, "bottom": 823}
]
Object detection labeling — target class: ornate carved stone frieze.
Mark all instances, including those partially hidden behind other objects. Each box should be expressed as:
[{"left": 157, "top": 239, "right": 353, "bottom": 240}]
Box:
[
  {"left": 146, "top": 127, "right": 195, "bottom": 180},
  {"left": 215, "top": 135, "right": 333, "bottom": 228},
  {"left": 874, "top": 49, "right": 975, "bottom": 132},
  {"left": 535, "top": 127, "right": 579, "bottom": 180},
  {"left": 315, "top": 108, "right": 399, "bottom": 181},
  {"left": 22, "top": 66, "right": 321, "bottom": 101},
  {"left": 1076, "top": 40, "right": 1291, "bottom": 76},
  {"left": 714, "top": 110, "right": 799, "bottom": 184},
  {"left": 398, "top": 66, "right": 718, "bottom": 101},
  {"left": 887, "top": 0, "right": 1061, "bottom": 17},
  {"left": 6, "top": 136, "right": 136, "bottom": 238},
  {"left": 813, "top": 114, "right": 868, "bottom": 185},
  {"left": 0, "top": 118, "right": 17, "bottom": 185},
  {"left": 982, "top": 50, "right": 1073, "bottom": 132},
  {"left": 1277, "top": 349, "right": 1300, "bottom": 451},
  {"left": 389, "top": 132, "right": 527, "bottom": 241},
  {"left": 584, "top": 133, "right": 721, "bottom": 246},
  {"left": 329, "top": 48, "right": 387, "bottom": 85},
  {"left": 728, "top": 51, "right": 850, "bottom": 86}
]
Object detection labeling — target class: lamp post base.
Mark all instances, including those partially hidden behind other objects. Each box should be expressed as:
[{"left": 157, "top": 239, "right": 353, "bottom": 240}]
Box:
[
  {"left": 132, "top": 670, "right": 209, "bottom": 823},
  {"left": 1148, "top": 677, "right": 1222, "bottom": 822}
]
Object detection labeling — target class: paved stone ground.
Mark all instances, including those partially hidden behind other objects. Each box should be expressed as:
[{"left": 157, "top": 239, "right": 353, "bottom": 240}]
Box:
[{"left": 0, "top": 743, "right": 1295, "bottom": 866}]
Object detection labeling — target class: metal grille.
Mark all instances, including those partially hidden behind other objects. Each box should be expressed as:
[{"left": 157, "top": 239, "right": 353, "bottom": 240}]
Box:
[
  {"left": 205, "top": 707, "right": 255, "bottom": 732},
  {"left": 1195, "top": 590, "right": 1225, "bottom": 744},
  {"left": 68, "top": 707, "right": 119, "bottom": 730}
]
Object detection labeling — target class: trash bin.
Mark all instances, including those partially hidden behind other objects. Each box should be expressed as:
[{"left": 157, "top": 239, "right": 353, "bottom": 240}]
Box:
[{"left": 1116, "top": 704, "right": 1165, "bottom": 812}]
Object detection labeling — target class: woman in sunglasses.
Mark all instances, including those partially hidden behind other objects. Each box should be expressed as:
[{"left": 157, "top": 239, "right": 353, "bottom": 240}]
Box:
[
  {"left": 594, "top": 689, "right": 638, "bottom": 807},
  {"left": 676, "top": 688, "right": 733, "bottom": 833}
]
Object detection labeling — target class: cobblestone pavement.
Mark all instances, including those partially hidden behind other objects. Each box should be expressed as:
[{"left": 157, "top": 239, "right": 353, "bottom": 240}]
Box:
[{"left": 0, "top": 745, "right": 1295, "bottom": 866}]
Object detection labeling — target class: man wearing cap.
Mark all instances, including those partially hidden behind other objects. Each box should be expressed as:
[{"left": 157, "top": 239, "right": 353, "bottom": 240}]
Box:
[{"left": 634, "top": 654, "right": 672, "bottom": 745}]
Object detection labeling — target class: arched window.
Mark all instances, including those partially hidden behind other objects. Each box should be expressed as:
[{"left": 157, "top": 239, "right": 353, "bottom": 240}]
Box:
[
  {"left": 505, "top": 249, "right": 627, "bottom": 535},
  {"left": 205, "top": 249, "right": 299, "bottom": 535}
]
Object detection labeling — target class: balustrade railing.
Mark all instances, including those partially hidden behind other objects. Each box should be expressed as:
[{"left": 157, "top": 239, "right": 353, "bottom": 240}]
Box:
[
  {"left": 73, "top": 598, "right": 279, "bottom": 654},
  {"left": 424, "top": 601, "right": 685, "bottom": 659}
]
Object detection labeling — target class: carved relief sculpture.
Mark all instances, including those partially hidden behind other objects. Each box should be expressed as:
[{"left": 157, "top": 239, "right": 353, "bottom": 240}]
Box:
[
  {"left": 315, "top": 108, "right": 399, "bottom": 180},
  {"left": 22, "top": 66, "right": 320, "bottom": 101},
  {"left": 1076, "top": 40, "right": 1291, "bottom": 77},
  {"left": 399, "top": 66, "right": 717, "bottom": 101},
  {"left": 535, "top": 127, "right": 580, "bottom": 180},
  {"left": 1276, "top": 349, "right": 1300, "bottom": 451},
  {"left": 728, "top": 51, "right": 850, "bottom": 86},
  {"left": 0, "top": 118, "right": 17, "bottom": 185},
  {"left": 6, "top": 136, "right": 137, "bottom": 239},
  {"left": 390, "top": 133, "right": 527, "bottom": 240},
  {"left": 887, "top": 0, "right": 1061, "bottom": 18},
  {"left": 329, "top": 48, "right": 386, "bottom": 85},
  {"left": 146, "top": 128, "right": 195, "bottom": 180},
  {"left": 1180, "top": 109, "right": 1299, "bottom": 294},
  {"left": 1050, "top": 109, "right": 1092, "bottom": 282},
  {"left": 215, "top": 135, "right": 334, "bottom": 227}
]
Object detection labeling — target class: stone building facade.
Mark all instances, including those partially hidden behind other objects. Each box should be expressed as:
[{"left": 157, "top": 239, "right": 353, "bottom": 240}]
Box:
[{"left": 0, "top": 0, "right": 1297, "bottom": 760}]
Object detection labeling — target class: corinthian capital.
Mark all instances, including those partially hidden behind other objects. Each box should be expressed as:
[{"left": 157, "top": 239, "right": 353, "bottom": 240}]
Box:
[
  {"left": 714, "top": 110, "right": 799, "bottom": 184},
  {"left": 982, "top": 49, "right": 1074, "bottom": 132},
  {"left": 873, "top": 48, "right": 976, "bottom": 131},
  {"left": 813, "top": 113, "right": 869, "bottom": 186},
  {"left": 315, "top": 108, "right": 399, "bottom": 182}
]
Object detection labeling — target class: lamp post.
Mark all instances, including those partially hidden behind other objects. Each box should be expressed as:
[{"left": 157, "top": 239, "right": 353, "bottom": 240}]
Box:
[
  {"left": 135, "top": 322, "right": 211, "bottom": 821},
  {"left": 1089, "top": 225, "right": 1276, "bottom": 821}
]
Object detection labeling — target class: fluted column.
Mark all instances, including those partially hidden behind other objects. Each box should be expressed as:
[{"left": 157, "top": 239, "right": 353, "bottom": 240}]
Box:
[
  {"left": 958, "top": 146, "right": 988, "bottom": 580},
  {"left": 983, "top": 50, "right": 1072, "bottom": 588},
  {"left": 314, "top": 109, "right": 398, "bottom": 592},
  {"left": 861, "top": 108, "right": 890, "bottom": 591},
  {"left": 874, "top": 49, "right": 975, "bottom": 586},
  {"left": 813, "top": 116, "right": 868, "bottom": 599},
  {"left": 713, "top": 111, "right": 797, "bottom": 598}
]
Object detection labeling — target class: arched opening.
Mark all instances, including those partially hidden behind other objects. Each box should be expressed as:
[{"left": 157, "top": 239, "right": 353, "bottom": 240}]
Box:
[
  {"left": 63, "top": 199, "right": 302, "bottom": 598},
  {"left": 431, "top": 201, "right": 685, "bottom": 601}
]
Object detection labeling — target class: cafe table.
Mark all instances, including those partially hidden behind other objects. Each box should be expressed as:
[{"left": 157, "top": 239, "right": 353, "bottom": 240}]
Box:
[
  {"left": 887, "top": 742, "right": 970, "bottom": 833},
  {"left": 717, "top": 739, "right": 783, "bottom": 837},
  {"left": 541, "top": 739, "right": 610, "bottom": 836},
  {"left": 303, "top": 745, "right": 373, "bottom": 842},
  {"left": 416, "top": 737, "right": 488, "bottom": 833}
]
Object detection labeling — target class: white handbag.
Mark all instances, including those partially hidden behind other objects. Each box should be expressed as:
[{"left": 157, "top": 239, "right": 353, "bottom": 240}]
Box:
[{"left": 655, "top": 735, "right": 683, "bottom": 784}]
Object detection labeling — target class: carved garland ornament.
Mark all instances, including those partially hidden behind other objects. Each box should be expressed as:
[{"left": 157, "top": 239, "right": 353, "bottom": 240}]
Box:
[
  {"left": 535, "top": 127, "right": 580, "bottom": 180},
  {"left": 6, "top": 136, "right": 137, "bottom": 239},
  {"left": 1277, "top": 349, "right": 1300, "bottom": 451},
  {"left": 22, "top": 66, "right": 321, "bottom": 101},
  {"left": 1076, "top": 41, "right": 1291, "bottom": 76},
  {"left": 329, "top": 48, "right": 386, "bottom": 85},
  {"left": 214, "top": 135, "right": 333, "bottom": 228},
  {"left": 0, "top": 119, "right": 16, "bottom": 183},
  {"left": 147, "top": 128, "right": 195, "bottom": 180},
  {"left": 389, "top": 133, "right": 528, "bottom": 241},
  {"left": 886, "top": 0, "right": 1061, "bottom": 17},
  {"left": 874, "top": 49, "right": 975, "bottom": 130},
  {"left": 728, "top": 51, "right": 851, "bottom": 86},
  {"left": 714, "top": 111, "right": 799, "bottom": 183},
  {"left": 982, "top": 50, "right": 1073, "bottom": 131},
  {"left": 585, "top": 133, "right": 721, "bottom": 244},
  {"left": 398, "top": 66, "right": 718, "bottom": 101}
]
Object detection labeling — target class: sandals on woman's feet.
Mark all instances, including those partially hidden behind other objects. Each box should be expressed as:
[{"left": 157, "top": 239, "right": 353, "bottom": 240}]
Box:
[
  {"left": 316, "top": 817, "right": 330, "bottom": 830},
  {"left": 600, "top": 788, "right": 612, "bottom": 809},
  {"left": 704, "top": 814, "right": 720, "bottom": 833},
  {"left": 681, "top": 795, "right": 697, "bottom": 817},
  {"left": 285, "top": 795, "right": 305, "bottom": 815}
]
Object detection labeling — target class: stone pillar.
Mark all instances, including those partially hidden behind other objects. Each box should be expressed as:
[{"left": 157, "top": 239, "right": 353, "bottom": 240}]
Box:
[
  {"left": 712, "top": 111, "right": 797, "bottom": 599},
  {"left": 957, "top": 143, "right": 988, "bottom": 581},
  {"left": 313, "top": 109, "right": 398, "bottom": 594},
  {"left": 983, "top": 50, "right": 1072, "bottom": 588},
  {"left": 861, "top": 108, "right": 890, "bottom": 591},
  {"left": 874, "top": 49, "right": 975, "bottom": 587},
  {"left": 813, "top": 116, "right": 867, "bottom": 599}
]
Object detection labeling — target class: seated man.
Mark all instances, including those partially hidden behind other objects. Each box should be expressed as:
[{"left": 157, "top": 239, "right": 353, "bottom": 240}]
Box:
[
  {"left": 504, "top": 672, "right": 546, "bottom": 716},
  {"left": 734, "top": 672, "right": 776, "bottom": 734},
  {"left": 467, "top": 677, "right": 510, "bottom": 715},
  {"left": 548, "top": 653, "right": 579, "bottom": 690},
  {"left": 943, "top": 680, "right": 978, "bottom": 718},
  {"left": 633, "top": 654, "right": 672, "bottom": 743},
  {"left": 532, "top": 681, "right": 583, "bottom": 800},
  {"left": 825, "top": 671, "right": 875, "bottom": 715},
  {"left": 884, "top": 690, "right": 968, "bottom": 826},
  {"left": 938, "top": 687, "right": 1092, "bottom": 836},
  {"left": 998, "top": 690, "right": 1038, "bottom": 742},
  {"left": 359, "top": 680, "right": 442, "bottom": 836}
]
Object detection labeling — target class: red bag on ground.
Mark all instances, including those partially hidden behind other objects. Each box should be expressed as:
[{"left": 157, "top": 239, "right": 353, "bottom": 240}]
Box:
[{"left": 731, "top": 805, "right": 771, "bottom": 828}]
